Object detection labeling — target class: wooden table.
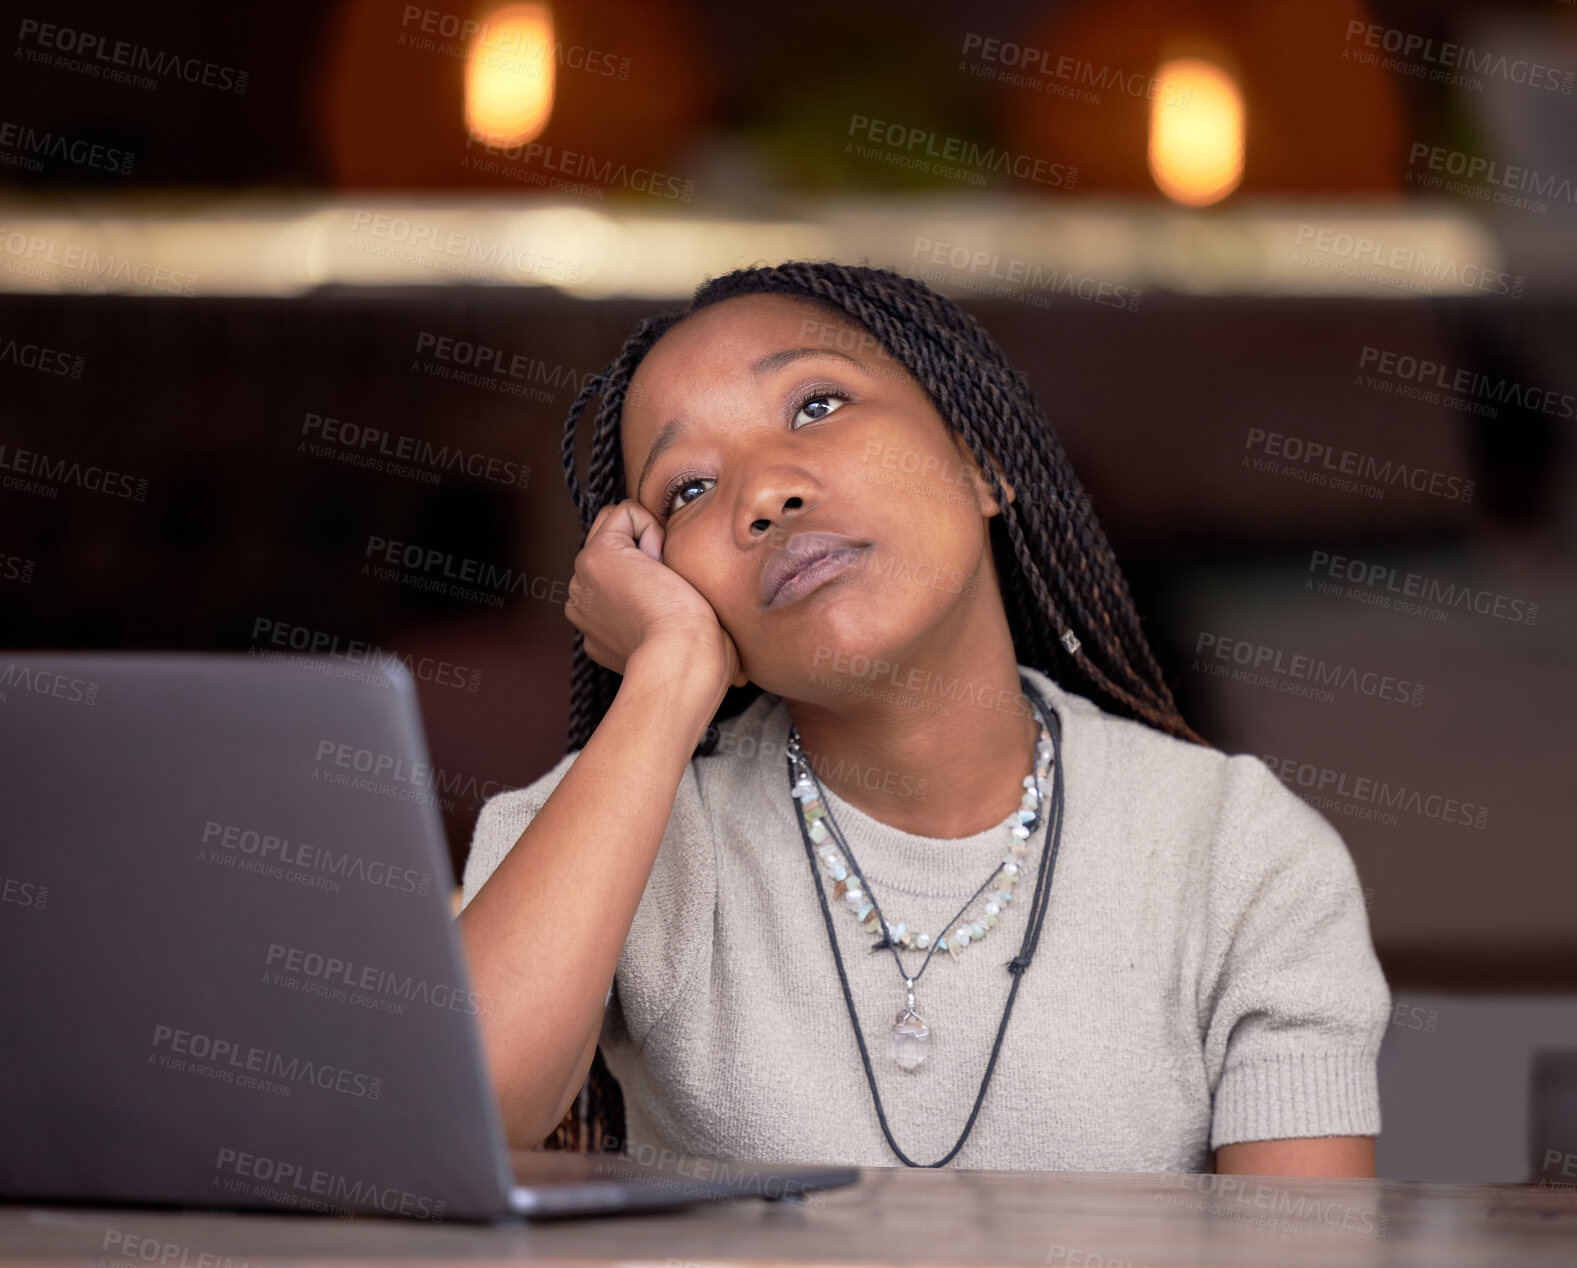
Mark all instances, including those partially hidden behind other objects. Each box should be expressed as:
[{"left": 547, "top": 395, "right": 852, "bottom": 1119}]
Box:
[{"left": 6, "top": 1160, "right": 1577, "bottom": 1266}]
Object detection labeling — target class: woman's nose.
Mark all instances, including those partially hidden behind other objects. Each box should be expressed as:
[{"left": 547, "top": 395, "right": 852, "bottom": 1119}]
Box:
[{"left": 741, "top": 472, "right": 817, "bottom": 543}]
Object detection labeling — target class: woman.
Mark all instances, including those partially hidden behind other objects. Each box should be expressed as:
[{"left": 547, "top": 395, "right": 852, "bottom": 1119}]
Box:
[{"left": 458, "top": 261, "right": 1389, "bottom": 1176}]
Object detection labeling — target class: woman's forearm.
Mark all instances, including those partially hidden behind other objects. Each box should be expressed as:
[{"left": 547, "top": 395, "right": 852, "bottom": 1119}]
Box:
[{"left": 1215, "top": 1136, "right": 1377, "bottom": 1177}]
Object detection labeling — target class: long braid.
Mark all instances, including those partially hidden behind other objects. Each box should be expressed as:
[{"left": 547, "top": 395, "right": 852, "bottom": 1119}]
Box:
[
  {"left": 547, "top": 261, "right": 1208, "bottom": 1153},
  {"left": 562, "top": 311, "right": 688, "bottom": 752},
  {"left": 989, "top": 370, "right": 1164, "bottom": 697}
]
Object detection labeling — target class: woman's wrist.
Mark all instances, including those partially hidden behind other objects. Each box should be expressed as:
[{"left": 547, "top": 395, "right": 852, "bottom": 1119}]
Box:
[{"left": 623, "top": 638, "right": 732, "bottom": 744}]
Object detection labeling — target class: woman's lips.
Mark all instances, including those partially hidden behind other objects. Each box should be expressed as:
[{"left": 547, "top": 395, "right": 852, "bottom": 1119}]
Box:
[{"left": 763, "top": 544, "right": 871, "bottom": 609}]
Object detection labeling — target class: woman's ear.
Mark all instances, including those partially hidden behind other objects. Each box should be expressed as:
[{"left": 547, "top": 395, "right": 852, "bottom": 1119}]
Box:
[{"left": 954, "top": 435, "right": 1016, "bottom": 517}]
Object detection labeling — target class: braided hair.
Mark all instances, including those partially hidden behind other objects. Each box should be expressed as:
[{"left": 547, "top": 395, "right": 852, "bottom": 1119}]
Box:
[{"left": 545, "top": 260, "right": 1207, "bottom": 1152}]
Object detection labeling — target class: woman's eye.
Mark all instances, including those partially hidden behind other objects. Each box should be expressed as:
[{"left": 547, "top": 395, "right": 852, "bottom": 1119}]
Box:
[
  {"left": 793, "top": 393, "right": 847, "bottom": 427},
  {"left": 666, "top": 476, "right": 714, "bottom": 514}
]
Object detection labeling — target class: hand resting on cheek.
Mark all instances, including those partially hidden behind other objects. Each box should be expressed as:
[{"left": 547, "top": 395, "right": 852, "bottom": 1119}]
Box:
[{"left": 566, "top": 497, "right": 749, "bottom": 698}]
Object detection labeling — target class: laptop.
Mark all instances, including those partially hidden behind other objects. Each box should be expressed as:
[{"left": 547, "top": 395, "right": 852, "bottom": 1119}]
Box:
[{"left": 0, "top": 652, "right": 859, "bottom": 1221}]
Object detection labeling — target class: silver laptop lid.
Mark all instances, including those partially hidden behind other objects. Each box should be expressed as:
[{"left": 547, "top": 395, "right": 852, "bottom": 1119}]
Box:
[{"left": 0, "top": 652, "right": 515, "bottom": 1220}]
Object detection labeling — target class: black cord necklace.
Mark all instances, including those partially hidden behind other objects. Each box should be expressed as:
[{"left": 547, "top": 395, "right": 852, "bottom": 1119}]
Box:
[{"left": 784, "top": 673, "right": 1067, "bottom": 1167}]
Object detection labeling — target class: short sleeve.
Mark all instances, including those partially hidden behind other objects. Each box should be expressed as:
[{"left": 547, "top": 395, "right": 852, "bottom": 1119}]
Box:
[
  {"left": 459, "top": 750, "right": 718, "bottom": 1035},
  {"left": 1200, "top": 755, "right": 1391, "bottom": 1150}
]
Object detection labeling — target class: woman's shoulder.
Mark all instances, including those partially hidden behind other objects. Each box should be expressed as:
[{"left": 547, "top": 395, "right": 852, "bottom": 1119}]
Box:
[
  {"left": 1100, "top": 697, "right": 1286, "bottom": 816},
  {"left": 1026, "top": 664, "right": 1326, "bottom": 854},
  {"left": 459, "top": 749, "right": 583, "bottom": 908},
  {"left": 461, "top": 726, "right": 721, "bottom": 911},
  {"left": 465, "top": 691, "right": 786, "bottom": 882}
]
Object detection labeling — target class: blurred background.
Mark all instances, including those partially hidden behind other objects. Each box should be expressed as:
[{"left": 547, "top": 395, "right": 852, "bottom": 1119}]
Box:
[{"left": 1, "top": 0, "right": 1574, "bottom": 1182}]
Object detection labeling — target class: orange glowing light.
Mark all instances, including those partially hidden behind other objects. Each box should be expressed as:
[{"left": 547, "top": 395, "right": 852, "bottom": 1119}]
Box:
[
  {"left": 464, "top": 4, "right": 556, "bottom": 146},
  {"left": 1148, "top": 57, "right": 1244, "bottom": 207}
]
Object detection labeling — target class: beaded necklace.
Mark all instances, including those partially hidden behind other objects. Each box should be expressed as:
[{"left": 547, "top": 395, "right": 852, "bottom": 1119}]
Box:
[{"left": 784, "top": 672, "right": 1066, "bottom": 1168}]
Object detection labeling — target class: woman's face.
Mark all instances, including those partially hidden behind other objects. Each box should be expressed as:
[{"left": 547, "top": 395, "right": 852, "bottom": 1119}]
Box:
[{"left": 620, "top": 293, "right": 1012, "bottom": 699}]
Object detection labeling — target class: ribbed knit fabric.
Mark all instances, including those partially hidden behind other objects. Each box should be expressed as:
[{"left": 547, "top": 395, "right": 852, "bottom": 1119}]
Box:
[{"left": 460, "top": 664, "right": 1389, "bottom": 1171}]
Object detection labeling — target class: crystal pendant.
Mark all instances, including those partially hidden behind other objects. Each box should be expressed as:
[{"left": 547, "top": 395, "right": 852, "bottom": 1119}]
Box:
[{"left": 892, "top": 1007, "right": 930, "bottom": 1070}]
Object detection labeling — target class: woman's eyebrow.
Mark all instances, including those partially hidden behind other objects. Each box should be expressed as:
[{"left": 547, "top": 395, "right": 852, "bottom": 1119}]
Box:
[
  {"left": 749, "top": 346, "right": 864, "bottom": 377},
  {"left": 635, "top": 347, "right": 867, "bottom": 502}
]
